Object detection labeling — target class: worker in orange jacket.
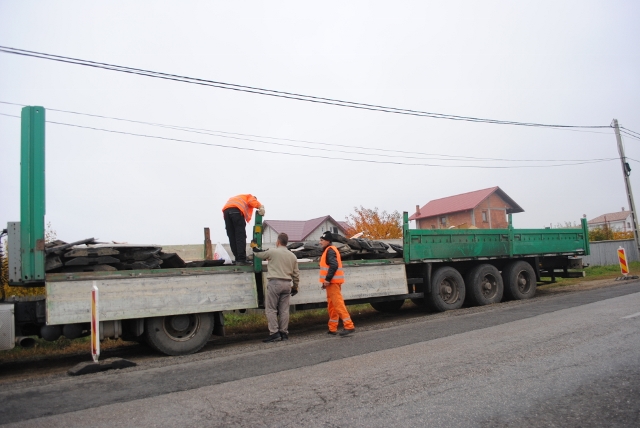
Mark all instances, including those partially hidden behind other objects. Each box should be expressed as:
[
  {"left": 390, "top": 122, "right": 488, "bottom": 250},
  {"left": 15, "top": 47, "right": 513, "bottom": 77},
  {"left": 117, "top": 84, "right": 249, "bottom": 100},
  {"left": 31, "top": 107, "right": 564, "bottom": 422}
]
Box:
[
  {"left": 319, "top": 231, "right": 355, "bottom": 336},
  {"left": 222, "top": 194, "right": 264, "bottom": 265}
]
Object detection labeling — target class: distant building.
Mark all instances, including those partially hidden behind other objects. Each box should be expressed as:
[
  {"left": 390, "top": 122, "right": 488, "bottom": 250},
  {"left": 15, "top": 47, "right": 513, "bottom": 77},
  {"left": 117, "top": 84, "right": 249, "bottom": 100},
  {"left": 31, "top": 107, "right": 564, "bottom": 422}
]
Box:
[
  {"left": 262, "top": 215, "right": 348, "bottom": 244},
  {"left": 409, "top": 186, "right": 524, "bottom": 229},
  {"left": 587, "top": 208, "right": 633, "bottom": 231}
]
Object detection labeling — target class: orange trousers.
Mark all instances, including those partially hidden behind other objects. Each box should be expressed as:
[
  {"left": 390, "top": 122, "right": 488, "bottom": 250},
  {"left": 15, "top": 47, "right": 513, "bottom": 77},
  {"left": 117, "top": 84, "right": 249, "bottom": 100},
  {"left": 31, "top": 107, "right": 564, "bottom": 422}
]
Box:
[{"left": 326, "top": 283, "right": 355, "bottom": 332}]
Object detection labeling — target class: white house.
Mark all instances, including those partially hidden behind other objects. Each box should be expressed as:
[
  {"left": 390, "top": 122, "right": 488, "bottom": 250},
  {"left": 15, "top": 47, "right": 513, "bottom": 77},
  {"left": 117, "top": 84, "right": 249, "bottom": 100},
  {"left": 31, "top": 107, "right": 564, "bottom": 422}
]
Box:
[{"left": 588, "top": 208, "right": 634, "bottom": 231}]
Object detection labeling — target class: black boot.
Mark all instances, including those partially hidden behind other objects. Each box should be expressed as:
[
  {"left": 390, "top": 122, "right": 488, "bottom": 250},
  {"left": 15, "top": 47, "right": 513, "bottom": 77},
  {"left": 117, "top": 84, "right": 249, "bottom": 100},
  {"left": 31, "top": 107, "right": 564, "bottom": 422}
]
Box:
[{"left": 262, "top": 332, "right": 281, "bottom": 343}]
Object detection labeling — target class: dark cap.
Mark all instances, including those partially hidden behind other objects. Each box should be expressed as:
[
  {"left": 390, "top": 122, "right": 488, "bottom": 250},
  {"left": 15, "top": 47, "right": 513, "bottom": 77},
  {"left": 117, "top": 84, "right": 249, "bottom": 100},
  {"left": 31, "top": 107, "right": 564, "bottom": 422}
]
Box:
[{"left": 320, "top": 231, "right": 333, "bottom": 242}]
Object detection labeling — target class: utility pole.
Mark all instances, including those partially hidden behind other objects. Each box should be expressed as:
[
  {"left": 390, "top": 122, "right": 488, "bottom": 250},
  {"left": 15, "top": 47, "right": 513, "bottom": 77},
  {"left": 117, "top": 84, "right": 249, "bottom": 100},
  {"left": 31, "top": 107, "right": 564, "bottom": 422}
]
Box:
[{"left": 613, "top": 119, "right": 640, "bottom": 254}]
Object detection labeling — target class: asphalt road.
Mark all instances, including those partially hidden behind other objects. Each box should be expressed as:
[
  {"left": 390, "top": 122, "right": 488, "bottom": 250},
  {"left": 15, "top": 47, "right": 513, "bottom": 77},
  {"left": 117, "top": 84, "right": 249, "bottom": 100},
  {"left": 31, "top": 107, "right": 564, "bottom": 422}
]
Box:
[{"left": 1, "top": 282, "right": 639, "bottom": 427}]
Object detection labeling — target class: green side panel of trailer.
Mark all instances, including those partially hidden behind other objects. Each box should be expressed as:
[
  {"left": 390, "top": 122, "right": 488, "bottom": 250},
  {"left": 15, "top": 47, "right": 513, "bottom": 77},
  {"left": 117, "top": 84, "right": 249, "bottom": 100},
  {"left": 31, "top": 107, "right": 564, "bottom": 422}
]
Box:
[{"left": 404, "top": 213, "right": 589, "bottom": 261}]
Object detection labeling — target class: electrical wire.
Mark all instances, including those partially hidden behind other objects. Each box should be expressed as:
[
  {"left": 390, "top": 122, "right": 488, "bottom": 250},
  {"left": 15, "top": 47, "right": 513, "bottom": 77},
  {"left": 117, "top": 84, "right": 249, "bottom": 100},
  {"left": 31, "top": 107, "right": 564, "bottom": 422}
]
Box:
[
  {"left": 621, "top": 127, "right": 640, "bottom": 138},
  {"left": 0, "top": 46, "right": 613, "bottom": 130},
  {"left": 620, "top": 130, "right": 640, "bottom": 142},
  {"left": 0, "top": 101, "right": 620, "bottom": 164},
  {"left": 0, "top": 112, "right": 617, "bottom": 169}
]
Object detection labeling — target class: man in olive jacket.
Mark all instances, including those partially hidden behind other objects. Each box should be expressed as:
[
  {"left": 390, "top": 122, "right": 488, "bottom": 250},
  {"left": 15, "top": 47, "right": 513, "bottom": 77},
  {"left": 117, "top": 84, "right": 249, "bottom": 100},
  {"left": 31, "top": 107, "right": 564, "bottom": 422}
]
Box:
[{"left": 253, "top": 233, "right": 300, "bottom": 342}]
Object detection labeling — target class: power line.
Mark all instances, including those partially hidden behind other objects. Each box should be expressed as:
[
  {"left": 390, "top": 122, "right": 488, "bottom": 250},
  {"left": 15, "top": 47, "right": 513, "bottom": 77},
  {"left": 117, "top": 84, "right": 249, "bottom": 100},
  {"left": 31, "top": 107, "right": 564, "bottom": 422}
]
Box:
[
  {"left": 0, "top": 112, "right": 617, "bottom": 169},
  {"left": 621, "top": 127, "right": 640, "bottom": 138},
  {"left": 621, "top": 130, "right": 640, "bottom": 142},
  {"left": 0, "top": 46, "right": 613, "bottom": 130},
  {"left": 0, "top": 100, "right": 619, "bottom": 163},
  {"left": 621, "top": 133, "right": 640, "bottom": 142}
]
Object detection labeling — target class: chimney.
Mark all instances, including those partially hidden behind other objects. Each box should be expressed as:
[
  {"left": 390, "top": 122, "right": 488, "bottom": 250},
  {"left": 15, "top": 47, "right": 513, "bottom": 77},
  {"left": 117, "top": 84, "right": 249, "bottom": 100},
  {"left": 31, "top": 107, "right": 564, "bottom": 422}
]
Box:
[{"left": 415, "top": 205, "right": 421, "bottom": 215}]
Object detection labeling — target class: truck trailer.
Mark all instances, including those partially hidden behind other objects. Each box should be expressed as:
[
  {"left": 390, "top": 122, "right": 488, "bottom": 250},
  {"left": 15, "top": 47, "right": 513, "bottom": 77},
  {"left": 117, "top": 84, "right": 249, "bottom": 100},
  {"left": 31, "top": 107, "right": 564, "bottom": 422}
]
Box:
[{"left": 0, "top": 106, "right": 590, "bottom": 356}]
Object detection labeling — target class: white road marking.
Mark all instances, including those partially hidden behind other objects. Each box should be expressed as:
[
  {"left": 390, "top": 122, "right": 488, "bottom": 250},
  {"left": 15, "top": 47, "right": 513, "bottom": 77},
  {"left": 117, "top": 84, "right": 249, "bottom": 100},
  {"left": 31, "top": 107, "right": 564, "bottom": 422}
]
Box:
[{"left": 622, "top": 312, "right": 640, "bottom": 319}]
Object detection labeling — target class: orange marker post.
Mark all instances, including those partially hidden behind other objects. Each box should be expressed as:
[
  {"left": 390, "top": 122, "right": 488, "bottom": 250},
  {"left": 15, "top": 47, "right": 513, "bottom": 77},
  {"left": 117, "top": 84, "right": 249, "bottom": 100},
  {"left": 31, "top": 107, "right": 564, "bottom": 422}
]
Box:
[
  {"left": 91, "top": 282, "right": 100, "bottom": 362},
  {"left": 618, "top": 246, "right": 629, "bottom": 276}
]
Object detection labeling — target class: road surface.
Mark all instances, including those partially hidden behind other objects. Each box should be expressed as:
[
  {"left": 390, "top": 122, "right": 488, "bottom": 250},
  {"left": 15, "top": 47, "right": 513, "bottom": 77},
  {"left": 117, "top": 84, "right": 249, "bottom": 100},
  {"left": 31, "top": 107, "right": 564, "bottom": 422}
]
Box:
[{"left": 1, "top": 281, "right": 639, "bottom": 427}]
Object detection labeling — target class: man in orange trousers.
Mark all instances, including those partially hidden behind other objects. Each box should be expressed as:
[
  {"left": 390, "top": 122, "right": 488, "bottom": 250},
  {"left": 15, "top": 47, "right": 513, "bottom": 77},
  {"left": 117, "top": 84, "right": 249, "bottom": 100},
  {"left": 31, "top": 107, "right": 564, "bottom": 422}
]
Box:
[{"left": 319, "top": 231, "right": 355, "bottom": 336}]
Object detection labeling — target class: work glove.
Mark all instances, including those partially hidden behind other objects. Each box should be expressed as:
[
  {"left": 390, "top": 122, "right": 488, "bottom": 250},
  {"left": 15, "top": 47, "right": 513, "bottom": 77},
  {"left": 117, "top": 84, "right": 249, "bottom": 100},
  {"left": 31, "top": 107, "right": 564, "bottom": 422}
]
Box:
[
  {"left": 250, "top": 239, "right": 263, "bottom": 252},
  {"left": 291, "top": 285, "right": 299, "bottom": 297},
  {"left": 257, "top": 205, "right": 265, "bottom": 216}
]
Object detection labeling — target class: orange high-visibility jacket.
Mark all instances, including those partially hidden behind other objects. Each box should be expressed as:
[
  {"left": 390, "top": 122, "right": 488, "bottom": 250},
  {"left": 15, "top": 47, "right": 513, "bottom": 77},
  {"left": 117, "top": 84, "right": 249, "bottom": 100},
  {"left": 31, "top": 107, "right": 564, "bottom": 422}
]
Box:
[
  {"left": 222, "top": 194, "right": 262, "bottom": 222},
  {"left": 319, "top": 246, "right": 345, "bottom": 284}
]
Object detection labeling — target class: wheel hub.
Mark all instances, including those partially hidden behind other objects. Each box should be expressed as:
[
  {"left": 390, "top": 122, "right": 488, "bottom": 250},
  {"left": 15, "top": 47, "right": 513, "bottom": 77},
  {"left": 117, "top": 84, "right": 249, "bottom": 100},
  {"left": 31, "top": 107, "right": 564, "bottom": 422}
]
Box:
[
  {"left": 481, "top": 275, "right": 497, "bottom": 297},
  {"left": 171, "top": 315, "right": 190, "bottom": 331},
  {"left": 163, "top": 314, "right": 200, "bottom": 342},
  {"left": 517, "top": 273, "right": 530, "bottom": 292},
  {"left": 439, "top": 279, "right": 459, "bottom": 303}
]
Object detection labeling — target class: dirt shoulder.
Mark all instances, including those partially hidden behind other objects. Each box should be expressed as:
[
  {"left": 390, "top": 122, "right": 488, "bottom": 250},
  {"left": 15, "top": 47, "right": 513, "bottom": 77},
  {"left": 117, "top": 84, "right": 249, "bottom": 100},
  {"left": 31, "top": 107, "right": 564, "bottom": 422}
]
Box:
[{"left": 538, "top": 276, "right": 639, "bottom": 294}]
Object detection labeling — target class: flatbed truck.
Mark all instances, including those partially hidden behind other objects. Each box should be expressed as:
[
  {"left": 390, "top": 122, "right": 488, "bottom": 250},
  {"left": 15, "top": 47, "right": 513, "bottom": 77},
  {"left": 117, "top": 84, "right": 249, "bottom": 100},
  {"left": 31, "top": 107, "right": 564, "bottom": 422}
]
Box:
[{"left": 0, "top": 106, "right": 589, "bottom": 356}]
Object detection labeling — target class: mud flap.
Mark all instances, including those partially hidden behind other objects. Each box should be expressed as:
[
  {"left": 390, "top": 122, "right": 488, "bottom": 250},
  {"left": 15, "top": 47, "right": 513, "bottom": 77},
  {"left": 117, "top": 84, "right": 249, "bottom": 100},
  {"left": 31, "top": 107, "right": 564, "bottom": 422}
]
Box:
[{"left": 213, "top": 311, "right": 225, "bottom": 336}]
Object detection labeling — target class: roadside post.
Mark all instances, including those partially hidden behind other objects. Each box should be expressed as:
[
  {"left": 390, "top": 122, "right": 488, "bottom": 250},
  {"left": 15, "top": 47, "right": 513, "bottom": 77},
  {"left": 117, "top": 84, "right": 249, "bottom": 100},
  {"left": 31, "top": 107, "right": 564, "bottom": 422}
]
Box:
[
  {"left": 91, "top": 282, "right": 100, "bottom": 362},
  {"left": 617, "top": 246, "right": 629, "bottom": 276}
]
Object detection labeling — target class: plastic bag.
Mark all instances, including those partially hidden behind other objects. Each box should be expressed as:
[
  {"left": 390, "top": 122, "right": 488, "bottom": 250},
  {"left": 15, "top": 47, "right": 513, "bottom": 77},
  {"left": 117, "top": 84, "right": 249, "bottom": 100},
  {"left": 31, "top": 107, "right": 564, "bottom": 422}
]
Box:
[{"left": 213, "top": 242, "right": 233, "bottom": 265}]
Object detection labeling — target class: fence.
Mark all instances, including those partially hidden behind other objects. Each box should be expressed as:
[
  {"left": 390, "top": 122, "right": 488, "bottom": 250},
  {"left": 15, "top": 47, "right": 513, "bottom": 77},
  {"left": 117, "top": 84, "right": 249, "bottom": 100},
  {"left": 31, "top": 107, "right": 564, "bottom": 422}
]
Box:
[{"left": 582, "top": 239, "right": 639, "bottom": 267}]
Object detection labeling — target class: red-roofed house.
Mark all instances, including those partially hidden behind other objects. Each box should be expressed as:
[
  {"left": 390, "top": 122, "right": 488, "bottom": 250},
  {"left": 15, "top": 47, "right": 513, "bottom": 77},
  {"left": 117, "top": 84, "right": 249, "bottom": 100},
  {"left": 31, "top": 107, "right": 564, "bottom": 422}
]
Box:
[
  {"left": 409, "top": 187, "right": 524, "bottom": 229},
  {"left": 587, "top": 209, "right": 633, "bottom": 231},
  {"left": 262, "top": 215, "right": 348, "bottom": 243}
]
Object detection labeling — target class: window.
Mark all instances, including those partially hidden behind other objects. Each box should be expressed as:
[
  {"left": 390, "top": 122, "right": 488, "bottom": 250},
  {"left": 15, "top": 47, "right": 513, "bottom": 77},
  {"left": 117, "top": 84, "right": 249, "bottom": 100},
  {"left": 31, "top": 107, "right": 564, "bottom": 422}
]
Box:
[
  {"left": 332, "top": 227, "right": 338, "bottom": 234},
  {"left": 441, "top": 217, "right": 447, "bottom": 225},
  {"left": 628, "top": 222, "right": 631, "bottom": 228},
  {"left": 482, "top": 211, "right": 488, "bottom": 222}
]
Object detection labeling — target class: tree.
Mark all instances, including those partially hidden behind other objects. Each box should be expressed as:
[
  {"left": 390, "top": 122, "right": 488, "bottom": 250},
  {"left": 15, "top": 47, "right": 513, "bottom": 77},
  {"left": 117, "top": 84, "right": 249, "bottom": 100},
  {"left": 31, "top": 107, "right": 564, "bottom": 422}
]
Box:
[
  {"left": 553, "top": 221, "right": 579, "bottom": 229},
  {"left": 45, "top": 221, "right": 58, "bottom": 243},
  {"left": 344, "top": 206, "right": 402, "bottom": 239}
]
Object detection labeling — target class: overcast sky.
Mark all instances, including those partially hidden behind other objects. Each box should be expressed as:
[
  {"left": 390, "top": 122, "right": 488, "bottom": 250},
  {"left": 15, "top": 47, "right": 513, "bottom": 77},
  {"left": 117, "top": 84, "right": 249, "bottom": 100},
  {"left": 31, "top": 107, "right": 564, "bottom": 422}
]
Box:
[{"left": 1, "top": 1, "right": 639, "bottom": 245}]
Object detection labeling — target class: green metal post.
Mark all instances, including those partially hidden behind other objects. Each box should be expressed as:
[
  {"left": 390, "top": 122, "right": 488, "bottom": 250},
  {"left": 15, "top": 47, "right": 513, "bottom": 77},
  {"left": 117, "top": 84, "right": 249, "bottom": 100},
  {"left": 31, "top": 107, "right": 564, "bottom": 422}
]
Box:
[
  {"left": 253, "top": 213, "right": 263, "bottom": 272},
  {"left": 581, "top": 217, "right": 591, "bottom": 255},
  {"left": 403, "top": 212, "right": 410, "bottom": 263},
  {"left": 20, "top": 106, "right": 46, "bottom": 282},
  {"left": 508, "top": 213, "right": 514, "bottom": 258}
]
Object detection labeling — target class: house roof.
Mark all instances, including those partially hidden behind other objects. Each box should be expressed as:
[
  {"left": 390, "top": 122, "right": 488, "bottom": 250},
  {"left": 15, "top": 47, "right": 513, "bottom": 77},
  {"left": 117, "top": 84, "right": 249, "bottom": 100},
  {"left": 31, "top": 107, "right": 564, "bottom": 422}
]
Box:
[
  {"left": 409, "top": 186, "right": 524, "bottom": 221},
  {"left": 588, "top": 210, "right": 631, "bottom": 224},
  {"left": 263, "top": 215, "right": 347, "bottom": 241}
]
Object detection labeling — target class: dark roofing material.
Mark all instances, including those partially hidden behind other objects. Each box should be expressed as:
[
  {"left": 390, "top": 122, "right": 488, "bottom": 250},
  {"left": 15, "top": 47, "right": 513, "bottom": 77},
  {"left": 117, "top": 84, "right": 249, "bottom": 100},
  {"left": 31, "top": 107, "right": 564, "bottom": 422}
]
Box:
[{"left": 409, "top": 186, "right": 524, "bottom": 221}]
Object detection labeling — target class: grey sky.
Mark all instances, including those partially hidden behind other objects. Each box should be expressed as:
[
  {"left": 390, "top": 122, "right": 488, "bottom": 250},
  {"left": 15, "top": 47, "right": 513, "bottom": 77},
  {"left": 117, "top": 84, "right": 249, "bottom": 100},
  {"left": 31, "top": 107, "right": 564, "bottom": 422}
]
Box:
[{"left": 1, "top": 1, "right": 639, "bottom": 245}]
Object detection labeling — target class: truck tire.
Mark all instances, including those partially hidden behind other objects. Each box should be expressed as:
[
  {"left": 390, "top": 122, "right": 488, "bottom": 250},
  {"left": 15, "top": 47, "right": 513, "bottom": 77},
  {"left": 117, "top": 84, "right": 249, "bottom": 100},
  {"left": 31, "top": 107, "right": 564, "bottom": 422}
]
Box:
[
  {"left": 370, "top": 299, "right": 405, "bottom": 313},
  {"left": 144, "top": 313, "right": 214, "bottom": 356},
  {"left": 464, "top": 264, "right": 503, "bottom": 306},
  {"left": 428, "top": 267, "right": 466, "bottom": 312},
  {"left": 502, "top": 261, "right": 537, "bottom": 300}
]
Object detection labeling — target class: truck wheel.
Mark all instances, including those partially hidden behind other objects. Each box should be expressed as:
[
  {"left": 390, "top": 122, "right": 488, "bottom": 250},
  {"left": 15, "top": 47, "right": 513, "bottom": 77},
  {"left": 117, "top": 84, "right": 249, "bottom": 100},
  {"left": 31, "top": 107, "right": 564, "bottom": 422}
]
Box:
[
  {"left": 370, "top": 299, "right": 405, "bottom": 313},
  {"left": 428, "top": 267, "right": 466, "bottom": 312},
  {"left": 144, "top": 313, "right": 214, "bottom": 356},
  {"left": 464, "top": 264, "right": 503, "bottom": 306},
  {"left": 502, "top": 261, "right": 537, "bottom": 300}
]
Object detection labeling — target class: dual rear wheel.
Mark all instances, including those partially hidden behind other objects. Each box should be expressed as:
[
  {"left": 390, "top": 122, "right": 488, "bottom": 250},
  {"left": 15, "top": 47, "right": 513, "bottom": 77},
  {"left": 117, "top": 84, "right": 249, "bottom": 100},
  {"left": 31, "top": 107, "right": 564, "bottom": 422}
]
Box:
[{"left": 427, "top": 261, "right": 537, "bottom": 312}]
